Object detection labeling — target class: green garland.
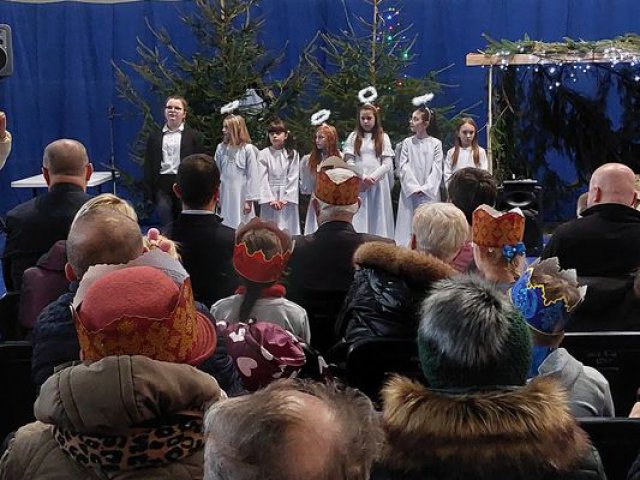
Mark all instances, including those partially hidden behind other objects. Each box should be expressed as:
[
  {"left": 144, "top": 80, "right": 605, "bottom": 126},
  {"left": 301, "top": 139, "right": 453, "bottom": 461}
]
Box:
[{"left": 482, "top": 33, "right": 640, "bottom": 59}]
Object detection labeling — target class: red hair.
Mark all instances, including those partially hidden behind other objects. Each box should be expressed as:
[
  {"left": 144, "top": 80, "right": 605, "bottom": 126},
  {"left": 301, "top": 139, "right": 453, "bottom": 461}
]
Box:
[{"left": 309, "top": 124, "right": 340, "bottom": 173}]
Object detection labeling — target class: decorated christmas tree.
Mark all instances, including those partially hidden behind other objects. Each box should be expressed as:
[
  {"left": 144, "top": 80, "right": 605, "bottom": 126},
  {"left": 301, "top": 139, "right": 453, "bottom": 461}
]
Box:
[
  {"left": 115, "top": 0, "right": 308, "bottom": 169},
  {"left": 300, "top": 0, "right": 452, "bottom": 150}
]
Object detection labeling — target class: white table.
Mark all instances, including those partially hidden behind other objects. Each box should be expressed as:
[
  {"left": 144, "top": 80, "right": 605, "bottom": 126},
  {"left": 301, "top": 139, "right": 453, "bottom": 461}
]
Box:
[{"left": 11, "top": 171, "right": 117, "bottom": 196}]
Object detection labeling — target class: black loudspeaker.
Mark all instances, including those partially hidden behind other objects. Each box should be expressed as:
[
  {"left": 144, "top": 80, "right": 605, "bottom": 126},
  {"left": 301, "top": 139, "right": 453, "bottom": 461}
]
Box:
[
  {"left": 0, "top": 25, "right": 13, "bottom": 77},
  {"left": 497, "top": 180, "right": 544, "bottom": 257}
]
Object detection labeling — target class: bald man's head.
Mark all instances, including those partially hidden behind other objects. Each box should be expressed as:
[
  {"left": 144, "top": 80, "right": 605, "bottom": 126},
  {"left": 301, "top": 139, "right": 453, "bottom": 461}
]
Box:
[
  {"left": 204, "top": 379, "right": 382, "bottom": 480},
  {"left": 42, "top": 139, "right": 92, "bottom": 188},
  {"left": 66, "top": 208, "right": 143, "bottom": 280},
  {"left": 587, "top": 163, "right": 637, "bottom": 208}
]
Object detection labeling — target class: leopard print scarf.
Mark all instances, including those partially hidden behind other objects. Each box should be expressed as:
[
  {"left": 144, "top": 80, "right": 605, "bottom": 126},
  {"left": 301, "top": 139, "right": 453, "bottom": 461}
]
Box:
[{"left": 53, "top": 416, "right": 204, "bottom": 472}]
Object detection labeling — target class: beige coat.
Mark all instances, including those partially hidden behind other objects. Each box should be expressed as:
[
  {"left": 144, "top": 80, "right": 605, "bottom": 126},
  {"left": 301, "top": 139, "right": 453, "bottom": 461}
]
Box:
[{"left": 0, "top": 355, "right": 224, "bottom": 479}]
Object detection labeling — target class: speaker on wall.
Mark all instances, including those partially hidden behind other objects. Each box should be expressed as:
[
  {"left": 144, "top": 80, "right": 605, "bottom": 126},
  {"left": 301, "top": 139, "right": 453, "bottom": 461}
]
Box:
[
  {"left": 497, "top": 180, "right": 544, "bottom": 257},
  {"left": 0, "top": 24, "right": 13, "bottom": 78}
]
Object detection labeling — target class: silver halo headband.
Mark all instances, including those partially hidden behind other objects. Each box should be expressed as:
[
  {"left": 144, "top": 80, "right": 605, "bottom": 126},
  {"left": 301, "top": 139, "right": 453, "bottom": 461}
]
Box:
[
  {"left": 310, "top": 109, "right": 331, "bottom": 126},
  {"left": 412, "top": 92, "right": 434, "bottom": 108},
  {"left": 220, "top": 100, "right": 240, "bottom": 115},
  {"left": 358, "top": 86, "right": 378, "bottom": 104}
]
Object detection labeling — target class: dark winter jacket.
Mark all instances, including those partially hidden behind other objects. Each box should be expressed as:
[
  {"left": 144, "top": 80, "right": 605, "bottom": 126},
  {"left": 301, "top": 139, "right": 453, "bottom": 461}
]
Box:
[
  {"left": 372, "top": 375, "right": 607, "bottom": 480},
  {"left": 31, "top": 287, "right": 244, "bottom": 395},
  {"left": 334, "top": 242, "right": 456, "bottom": 352}
]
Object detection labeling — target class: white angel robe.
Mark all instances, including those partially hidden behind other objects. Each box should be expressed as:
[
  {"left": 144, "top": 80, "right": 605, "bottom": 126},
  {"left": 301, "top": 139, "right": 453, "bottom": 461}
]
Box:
[
  {"left": 443, "top": 146, "right": 489, "bottom": 184},
  {"left": 258, "top": 146, "right": 301, "bottom": 235},
  {"left": 214, "top": 143, "right": 261, "bottom": 229},
  {"left": 299, "top": 153, "right": 319, "bottom": 235},
  {"left": 394, "top": 135, "right": 444, "bottom": 247},
  {"left": 344, "top": 132, "right": 395, "bottom": 238}
]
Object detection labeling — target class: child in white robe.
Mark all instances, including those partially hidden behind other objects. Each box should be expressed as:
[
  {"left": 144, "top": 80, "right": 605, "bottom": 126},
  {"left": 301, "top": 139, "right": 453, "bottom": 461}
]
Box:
[
  {"left": 214, "top": 114, "right": 260, "bottom": 228},
  {"left": 299, "top": 123, "right": 341, "bottom": 234},
  {"left": 394, "top": 107, "right": 443, "bottom": 247},
  {"left": 258, "top": 119, "right": 300, "bottom": 235},
  {"left": 444, "top": 117, "right": 489, "bottom": 185},
  {"left": 343, "top": 103, "right": 395, "bottom": 238}
]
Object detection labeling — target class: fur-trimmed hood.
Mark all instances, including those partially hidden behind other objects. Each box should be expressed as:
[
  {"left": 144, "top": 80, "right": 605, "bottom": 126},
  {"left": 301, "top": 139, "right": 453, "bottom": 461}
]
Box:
[
  {"left": 381, "top": 375, "right": 591, "bottom": 477},
  {"left": 353, "top": 242, "right": 456, "bottom": 287}
]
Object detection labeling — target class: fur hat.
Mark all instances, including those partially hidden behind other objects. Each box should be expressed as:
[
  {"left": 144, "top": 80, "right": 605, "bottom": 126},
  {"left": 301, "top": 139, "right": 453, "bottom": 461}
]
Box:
[
  {"left": 417, "top": 275, "right": 532, "bottom": 389},
  {"left": 73, "top": 265, "right": 217, "bottom": 366}
]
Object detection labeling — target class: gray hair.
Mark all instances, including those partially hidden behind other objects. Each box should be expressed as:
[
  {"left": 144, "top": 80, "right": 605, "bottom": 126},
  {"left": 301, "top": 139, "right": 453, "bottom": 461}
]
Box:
[
  {"left": 315, "top": 197, "right": 359, "bottom": 224},
  {"left": 412, "top": 202, "right": 469, "bottom": 261},
  {"left": 204, "top": 379, "right": 382, "bottom": 480}
]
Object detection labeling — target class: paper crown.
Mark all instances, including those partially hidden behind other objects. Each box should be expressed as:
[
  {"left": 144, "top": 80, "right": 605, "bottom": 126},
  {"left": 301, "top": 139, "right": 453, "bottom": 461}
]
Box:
[
  {"left": 233, "top": 218, "right": 293, "bottom": 284},
  {"left": 472, "top": 204, "right": 525, "bottom": 248},
  {"left": 73, "top": 266, "right": 216, "bottom": 366},
  {"left": 314, "top": 156, "right": 361, "bottom": 206},
  {"left": 509, "top": 258, "right": 587, "bottom": 336}
]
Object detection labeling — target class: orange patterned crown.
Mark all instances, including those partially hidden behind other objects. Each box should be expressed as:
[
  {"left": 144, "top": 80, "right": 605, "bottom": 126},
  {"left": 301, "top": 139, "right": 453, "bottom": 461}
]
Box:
[
  {"left": 472, "top": 204, "right": 525, "bottom": 248},
  {"left": 73, "top": 266, "right": 216, "bottom": 366},
  {"left": 314, "top": 156, "right": 361, "bottom": 206},
  {"left": 233, "top": 218, "right": 293, "bottom": 284}
]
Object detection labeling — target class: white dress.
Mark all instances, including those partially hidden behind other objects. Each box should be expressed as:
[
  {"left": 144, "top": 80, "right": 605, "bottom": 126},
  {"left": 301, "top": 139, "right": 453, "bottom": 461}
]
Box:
[
  {"left": 394, "top": 135, "right": 443, "bottom": 247},
  {"left": 344, "top": 132, "right": 395, "bottom": 238},
  {"left": 214, "top": 143, "right": 261, "bottom": 229},
  {"left": 444, "top": 146, "right": 489, "bottom": 185},
  {"left": 258, "top": 147, "right": 301, "bottom": 235},
  {"left": 299, "top": 153, "right": 319, "bottom": 235}
]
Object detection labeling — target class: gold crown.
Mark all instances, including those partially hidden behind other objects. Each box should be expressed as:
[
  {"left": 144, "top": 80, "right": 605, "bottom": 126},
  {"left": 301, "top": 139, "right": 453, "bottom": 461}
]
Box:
[
  {"left": 314, "top": 156, "right": 361, "bottom": 205},
  {"left": 472, "top": 205, "right": 525, "bottom": 248}
]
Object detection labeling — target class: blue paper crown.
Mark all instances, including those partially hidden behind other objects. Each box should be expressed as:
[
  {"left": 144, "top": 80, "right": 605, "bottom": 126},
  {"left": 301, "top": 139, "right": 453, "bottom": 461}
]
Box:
[{"left": 508, "top": 266, "right": 583, "bottom": 334}]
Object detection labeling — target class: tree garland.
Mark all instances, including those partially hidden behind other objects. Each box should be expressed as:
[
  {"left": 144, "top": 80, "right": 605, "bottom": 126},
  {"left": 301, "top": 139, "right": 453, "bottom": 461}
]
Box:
[{"left": 483, "top": 34, "right": 640, "bottom": 221}]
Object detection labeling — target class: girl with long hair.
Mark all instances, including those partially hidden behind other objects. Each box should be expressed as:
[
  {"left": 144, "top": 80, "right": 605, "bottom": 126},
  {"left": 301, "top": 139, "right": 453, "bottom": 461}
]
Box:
[
  {"left": 343, "top": 103, "right": 395, "bottom": 238},
  {"left": 214, "top": 114, "right": 260, "bottom": 228},
  {"left": 300, "top": 123, "right": 341, "bottom": 234},
  {"left": 444, "top": 117, "right": 489, "bottom": 185}
]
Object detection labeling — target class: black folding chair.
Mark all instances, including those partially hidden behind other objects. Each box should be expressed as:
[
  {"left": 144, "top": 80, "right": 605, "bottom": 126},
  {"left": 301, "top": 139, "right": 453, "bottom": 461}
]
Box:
[
  {"left": 0, "top": 341, "right": 36, "bottom": 441},
  {"left": 563, "top": 331, "right": 640, "bottom": 415}
]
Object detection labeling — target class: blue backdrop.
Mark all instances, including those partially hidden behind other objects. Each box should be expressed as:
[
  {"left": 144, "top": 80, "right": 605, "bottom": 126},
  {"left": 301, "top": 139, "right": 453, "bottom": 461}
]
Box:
[{"left": 0, "top": 0, "right": 638, "bottom": 219}]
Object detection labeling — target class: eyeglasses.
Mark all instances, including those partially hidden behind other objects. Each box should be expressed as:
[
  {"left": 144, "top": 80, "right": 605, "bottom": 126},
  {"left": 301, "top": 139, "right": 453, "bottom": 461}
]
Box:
[{"left": 165, "top": 106, "right": 184, "bottom": 111}]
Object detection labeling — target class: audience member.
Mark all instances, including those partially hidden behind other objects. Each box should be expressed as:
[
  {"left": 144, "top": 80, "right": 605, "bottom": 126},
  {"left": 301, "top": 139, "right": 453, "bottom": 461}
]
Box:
[
  {"left": 204, "top": 379, "right": 382, "bottom": 480},
  {"left": 144, "top": 95, "right": 205, "bottom": 228},
  {"left": 410, "top": 202, "right": 469, "bottom": 264},
  {"left": 509, "top": 258, "right": 614, "bottom": 417},
  {"left": 19, "top": 194, "right": 138, "bottom": 331},
  {"left": 287, "top": 157, "right": 392, "bottom": 351},
  {"left": 0, "top": 111, "right": 11, "bottom": 170},
  {"left": 446, "top": 167, "right": 498, "bottom": 272},
  {"left": 543, "top": 163, "right": 640, "bottom": 276},
  {"left": 32, "top": 207, "right": 243, "bottom": 395},
  {"left": 333, "top": 203, "right": 463, "bottom": 358},
  {"left": 2, "top": 139, "right": 92, "bottom": 291},
  {"left": 211, "top": 218, "right": 310, "bottom": 342},
  {"left": 374, "top": 275, "right": 605, "bottom": 479},
  {"left": 0, "top": 266, "right": 225, "bottom": 479},
  {"left": 170, "top": 153, "right": 237, "bottom": 306},
  {"left": 31, "top": 208, "right": 143, "bottom": 386},
  {"left": 472, "top": 204, "right": 526, "bottom": 291}
]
